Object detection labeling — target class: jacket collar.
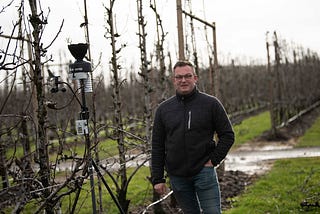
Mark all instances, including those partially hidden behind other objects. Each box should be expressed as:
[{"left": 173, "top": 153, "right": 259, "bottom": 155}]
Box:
[{"left": 176, "top": 86, "right": 198, "bottom": 102}]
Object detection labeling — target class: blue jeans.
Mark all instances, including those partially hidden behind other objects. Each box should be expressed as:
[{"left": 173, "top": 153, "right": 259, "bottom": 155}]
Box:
[{"left": 169, "top": 167, "right": 221, "bottom": 214}]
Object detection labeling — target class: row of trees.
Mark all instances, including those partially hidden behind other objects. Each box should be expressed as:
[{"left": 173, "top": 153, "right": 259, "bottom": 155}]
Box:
[{"left": 1, "top": 0, "right": 320, "bottom": 213}]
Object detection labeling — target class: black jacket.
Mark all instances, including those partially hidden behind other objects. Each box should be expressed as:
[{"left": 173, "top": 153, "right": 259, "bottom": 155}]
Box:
[{"left": 151, "top": 88, "right": 234, "bottom": 185}]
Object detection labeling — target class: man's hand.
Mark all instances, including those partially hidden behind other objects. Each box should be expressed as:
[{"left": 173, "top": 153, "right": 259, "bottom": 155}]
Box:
[
  {"left": 154, "top": 183, "right": 167, "bottom": 195},
  {"left": 204, "top": 159, "right": 213, "bottom": 167}
]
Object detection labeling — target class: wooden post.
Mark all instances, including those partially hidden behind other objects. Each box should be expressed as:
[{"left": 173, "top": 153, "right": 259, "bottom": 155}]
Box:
[
  {"left": 180, "top": 10, "right": 219, "bottom": 97},
  {"left": 176, "top": 0, "right": 185, "bottom": 60},
  {"left": 209, "top": 56, "right": 214, "bottom": 95},
  {"left": 212, "top": 22, "right": 220, "bottom": 99},
  {"left": 266, "top": 32, "right": 277, "bottom": 137},
  {"left": 273, "top": 31, "right": 283, "bottom": 126}
]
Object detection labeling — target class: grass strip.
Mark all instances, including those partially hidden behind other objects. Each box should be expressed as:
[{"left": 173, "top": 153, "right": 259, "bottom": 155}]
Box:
[
  {"left": 233, "top": 111, "right": 271, "bottom": 148},
  {"left": 296, "top": 115, "right": 320, "bottom": 147},
  {"left": 225, "top": 157, "right": 320, "bottom": 214}
]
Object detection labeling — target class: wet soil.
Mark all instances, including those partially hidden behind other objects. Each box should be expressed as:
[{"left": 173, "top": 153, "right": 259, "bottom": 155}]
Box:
[{"left": 219, "top": 170, "right": 259, "bottom": 210}]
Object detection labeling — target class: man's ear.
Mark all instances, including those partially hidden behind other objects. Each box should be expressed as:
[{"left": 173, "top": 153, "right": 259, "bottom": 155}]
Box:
[
  {"left": 171, "top": 75, "right": 176, "bottom": 83},
  {"left": 194, "top": 75, "right": 198, "bottom": 83}
]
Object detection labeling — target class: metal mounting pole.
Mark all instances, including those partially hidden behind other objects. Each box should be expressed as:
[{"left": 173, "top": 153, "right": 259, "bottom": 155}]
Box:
[
  {"left": 50, "top": 77, "right": 125, "bottom": 213},
  {"left": 79, "top": 79, "right": 97, "bottom": 214}
]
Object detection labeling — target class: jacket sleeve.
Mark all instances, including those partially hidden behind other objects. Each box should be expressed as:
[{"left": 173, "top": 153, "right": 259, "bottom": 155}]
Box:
[
  {"left": 210, "top": 99, "right": 235, "bottom": 166},
  {"left": 151, "top": 107, "right": 166, "bottom": 185}
]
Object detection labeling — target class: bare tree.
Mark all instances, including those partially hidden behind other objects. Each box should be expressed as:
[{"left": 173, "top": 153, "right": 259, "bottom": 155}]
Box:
[
  {"left": 137, "top": 2, "right": 165, "bottom": 214},
  {"left": 0, "top": 0, "right": 32, "bottom": 202},
  {"left": 0, "top": 0, "right": 81, "bottom": 212},
  {"left": 136, "top": 0, "right": 152, "bottom": 152},
  {"left": 27, "top": 0, "right": 54, "bottom": 213},
  {"left": 150, "top": 0, "right": 169, "bottom": 102},
  {"left": 104, "top": 0, "right": 130, "bottom": 212}
]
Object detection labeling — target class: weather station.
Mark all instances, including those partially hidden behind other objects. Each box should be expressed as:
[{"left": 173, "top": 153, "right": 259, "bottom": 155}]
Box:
[{"left": 49, "top": 43, "right": 124, "bottom": 214}]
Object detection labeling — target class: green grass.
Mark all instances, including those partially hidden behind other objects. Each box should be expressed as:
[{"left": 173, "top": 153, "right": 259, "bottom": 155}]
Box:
[
  {"left": 233, "top": 111, "right": 271, "bottom": 148},
  {"left": 224, "top": 157, "right": 320, "bottom": 214},
  {"left": 6, "top": 135, "right": 119, "bottom": 161},
  {"left": 296, "top": 115, "right": 320, "bottom": 147},
  {"left": 97, "top": 138, "right": 120, "bottom": 159},
  {"left": 62, "top": 167, "right": 153, "bottom": 213}
]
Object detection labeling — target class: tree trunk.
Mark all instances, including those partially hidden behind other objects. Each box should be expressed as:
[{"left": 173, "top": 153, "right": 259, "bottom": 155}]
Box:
[
  {"left": 106, "top": 1, "right": 130, "bottom": 212},
  {"left": 28, "top": 0, "right": 52, "bottom": 213}
]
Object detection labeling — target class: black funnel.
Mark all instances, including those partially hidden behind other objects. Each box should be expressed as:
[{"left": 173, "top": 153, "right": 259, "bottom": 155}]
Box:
[{"left": 68, "top": 43, "right": 88, "bottom": 61}]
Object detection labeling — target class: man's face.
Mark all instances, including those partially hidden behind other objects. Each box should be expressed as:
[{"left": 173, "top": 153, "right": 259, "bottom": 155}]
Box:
[{"left": 173, "top": 65, "right": 198, "bottom": 95}]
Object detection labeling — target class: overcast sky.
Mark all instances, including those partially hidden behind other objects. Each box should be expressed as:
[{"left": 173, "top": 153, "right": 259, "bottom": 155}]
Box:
[{"left": 1, "top": 0, "right": 320, "bottom": 72}]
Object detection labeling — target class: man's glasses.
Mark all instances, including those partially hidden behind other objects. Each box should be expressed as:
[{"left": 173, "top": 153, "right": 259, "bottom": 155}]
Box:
[{"left": 174, "top": 74, "right": 194, "bottom": 81}]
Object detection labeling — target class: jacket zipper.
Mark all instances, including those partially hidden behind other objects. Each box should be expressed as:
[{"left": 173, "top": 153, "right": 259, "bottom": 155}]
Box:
[{"left": 188, "top": 110, "right": 191, "bottom": 130}]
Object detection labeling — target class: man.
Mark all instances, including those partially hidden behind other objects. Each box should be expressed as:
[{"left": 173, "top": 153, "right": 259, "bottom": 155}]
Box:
[{"left": 151, "top": 60, "right": 235, "bottom": 214}]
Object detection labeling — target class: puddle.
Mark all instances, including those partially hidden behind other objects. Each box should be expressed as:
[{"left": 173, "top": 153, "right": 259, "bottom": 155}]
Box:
[
  {"left": 225, "top": 146, "right": 320, "bottom": 175},
  {"left": 235, "top": 139, "right": 297, "bottom": 152}
]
